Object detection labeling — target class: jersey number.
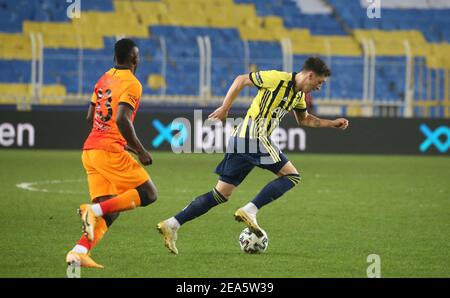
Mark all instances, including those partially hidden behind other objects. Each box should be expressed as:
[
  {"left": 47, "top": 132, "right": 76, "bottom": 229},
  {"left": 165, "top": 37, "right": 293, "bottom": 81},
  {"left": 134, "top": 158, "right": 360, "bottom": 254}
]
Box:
[{"left": 96, "top": 88, "right": 113, "bottom": 122}]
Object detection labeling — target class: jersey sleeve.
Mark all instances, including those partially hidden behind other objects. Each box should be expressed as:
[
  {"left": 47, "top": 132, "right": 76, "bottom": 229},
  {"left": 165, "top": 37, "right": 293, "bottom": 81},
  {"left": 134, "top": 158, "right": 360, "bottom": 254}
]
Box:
[
  {"left": 249, "top": 70, "right": 281, "bottom": 90},
  {"left": 119, "top": 82, "right": 142, "bottom": 110},
  {"left": 293, "top": 92, "right": 307, "bottom": 111}
]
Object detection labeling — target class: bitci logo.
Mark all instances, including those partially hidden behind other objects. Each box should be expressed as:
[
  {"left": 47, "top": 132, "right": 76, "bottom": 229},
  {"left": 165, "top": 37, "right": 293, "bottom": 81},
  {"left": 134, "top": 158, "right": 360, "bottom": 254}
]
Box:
[
  {"left": 152, "top": 119, "right": 187, "bottom": 149},
  {"left": 419, "top": 124, "right": 450, "bottom": 153},
  {"left": 150, "top": 110, "right": 306, "bottom": 155}
]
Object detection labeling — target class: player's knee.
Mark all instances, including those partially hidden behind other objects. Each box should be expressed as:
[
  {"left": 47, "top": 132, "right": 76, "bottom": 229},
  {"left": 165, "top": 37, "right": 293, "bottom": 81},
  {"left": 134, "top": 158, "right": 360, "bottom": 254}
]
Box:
[
  {"left": 285, "top": 173, "right": 301, "bottom": 186},
  {"left": 217, "top": 189, "right": 231, "bottom": 200},
  {"left": 93, "top": 195, "right": 115, "bottom": 203},
  {"left": 215, "top": 183, "right": 234, "bottom": 199},
  {"left": 137, "top": 188, "right": 157, "bottom": 207},
  {"left": 215, "top": 188, "right": 230, "bottom": 202}
]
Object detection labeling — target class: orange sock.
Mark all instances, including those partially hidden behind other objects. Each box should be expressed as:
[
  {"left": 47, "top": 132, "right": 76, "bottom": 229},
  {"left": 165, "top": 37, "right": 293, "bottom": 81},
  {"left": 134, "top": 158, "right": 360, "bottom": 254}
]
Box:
[
  {"left": 98, "top": 189, "right": 141, "bottom": 215},
  {"left": 77, "top": 217, "right": 108, "bottom": 251}
]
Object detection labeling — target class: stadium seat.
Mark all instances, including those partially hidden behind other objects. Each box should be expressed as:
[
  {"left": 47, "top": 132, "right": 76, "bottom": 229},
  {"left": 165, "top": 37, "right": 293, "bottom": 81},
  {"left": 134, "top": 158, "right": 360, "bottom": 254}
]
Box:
[{"left": 0, "top": 0, "right": 448, "bottom": 112}]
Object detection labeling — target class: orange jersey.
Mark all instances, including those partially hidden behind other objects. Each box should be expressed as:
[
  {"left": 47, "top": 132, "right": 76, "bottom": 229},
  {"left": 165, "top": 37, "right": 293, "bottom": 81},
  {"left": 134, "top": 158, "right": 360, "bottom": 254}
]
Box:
[{"left": 83, "top": 67, "right": 142, "bottom": 152}]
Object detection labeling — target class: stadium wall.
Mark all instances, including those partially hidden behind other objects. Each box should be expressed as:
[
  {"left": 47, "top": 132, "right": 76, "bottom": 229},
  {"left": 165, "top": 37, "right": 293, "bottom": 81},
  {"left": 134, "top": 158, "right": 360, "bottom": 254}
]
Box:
[{"left": 0, "top": 110, "right": 449, "bottom": 155}]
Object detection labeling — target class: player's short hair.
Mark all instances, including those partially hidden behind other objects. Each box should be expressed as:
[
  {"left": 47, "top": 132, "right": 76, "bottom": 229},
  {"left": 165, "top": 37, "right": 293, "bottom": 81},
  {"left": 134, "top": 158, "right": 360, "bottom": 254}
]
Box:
[
  {"left": 302, "top": 57, "right": 331, "bottom": 77},
  {"left": 114, "top": 38, "right": 137, "bottom": 64}
]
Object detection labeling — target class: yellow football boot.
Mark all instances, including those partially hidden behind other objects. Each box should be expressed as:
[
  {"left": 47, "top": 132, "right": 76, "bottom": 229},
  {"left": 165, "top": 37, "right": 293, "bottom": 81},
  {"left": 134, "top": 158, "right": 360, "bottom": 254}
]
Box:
[
  {"left": 234, "top": 208, "right": 263, "bottom": 237},
  {"left": 156, "top": 221, "right": 178, "bottom": 255},
  {"left": 78, "top": 204, "right": 96, "bottom": 242},
  {"left": 66, "top": 251, "right": 104, "bottom": 269}
]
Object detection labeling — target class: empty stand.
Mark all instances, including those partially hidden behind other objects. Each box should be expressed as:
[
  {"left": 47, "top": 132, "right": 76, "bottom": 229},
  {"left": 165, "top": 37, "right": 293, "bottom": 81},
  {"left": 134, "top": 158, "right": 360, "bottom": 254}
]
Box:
[{"left": 0, "top": 0, "right": 448, "bottom": 117}]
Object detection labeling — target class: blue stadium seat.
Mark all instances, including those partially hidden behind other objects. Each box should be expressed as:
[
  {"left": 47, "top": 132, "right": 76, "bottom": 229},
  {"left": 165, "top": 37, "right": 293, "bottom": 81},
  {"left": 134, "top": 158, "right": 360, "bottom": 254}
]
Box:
[
  {"left": 0, "top": 0, "right": 447, "bottom": 104},
  {"left": 327, "top": 0, "right": 450, "bottom": 42},
  {"left": 80, "top": 0, "right": 113, "bottom": 11}
]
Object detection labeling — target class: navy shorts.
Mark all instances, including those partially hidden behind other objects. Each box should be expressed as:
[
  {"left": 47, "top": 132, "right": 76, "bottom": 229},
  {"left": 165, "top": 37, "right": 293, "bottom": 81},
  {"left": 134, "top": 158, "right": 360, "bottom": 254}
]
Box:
[{"left": 214, "top": 136, "right": 289, "bottom": 186}]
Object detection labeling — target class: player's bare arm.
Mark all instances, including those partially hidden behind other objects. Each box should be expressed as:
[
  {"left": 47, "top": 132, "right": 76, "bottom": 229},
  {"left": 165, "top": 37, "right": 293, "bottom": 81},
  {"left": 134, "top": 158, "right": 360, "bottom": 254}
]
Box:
[
  {"left": 294, "top": 109, "right": 349, "bottom": 130},
  {"left": 116, "top": 104, "right": 152, "bottom": 165},
  {"left": 86, "top": 103, "right": 95, "bottom": 126},
  {"left": 124, "top": 144, "right": 139, "bottom": 155},
  {"left": 208, "top": 74, "right": 254, "bottom": 121}
]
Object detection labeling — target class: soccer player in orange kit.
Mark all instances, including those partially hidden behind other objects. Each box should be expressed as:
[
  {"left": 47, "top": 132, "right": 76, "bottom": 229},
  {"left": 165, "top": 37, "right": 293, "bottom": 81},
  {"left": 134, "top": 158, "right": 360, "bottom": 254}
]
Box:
[{"left": 66, "top": 39, "right": 157, "bottom": 268}]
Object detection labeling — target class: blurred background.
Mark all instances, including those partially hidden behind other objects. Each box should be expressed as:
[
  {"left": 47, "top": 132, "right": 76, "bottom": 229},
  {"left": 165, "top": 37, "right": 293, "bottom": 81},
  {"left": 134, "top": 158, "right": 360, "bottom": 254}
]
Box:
[{"left": 0, "top": 0, "right": 449, "bottom": 118}]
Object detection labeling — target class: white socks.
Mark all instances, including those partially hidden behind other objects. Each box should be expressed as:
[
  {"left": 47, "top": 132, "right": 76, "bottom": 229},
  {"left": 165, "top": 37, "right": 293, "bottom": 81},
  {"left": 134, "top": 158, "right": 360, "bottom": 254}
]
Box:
[
  {"left": 91, "top": 204, "right": 103, "bottom": 217},
  {"left": 242, "top": 202, "right": 259, "bottom": 216},
  {"left": 167, "top": 217, "right": 180, "bottom": 229},
  {"left": 71, "top": 244, "right": 88, "bottom": 254}
]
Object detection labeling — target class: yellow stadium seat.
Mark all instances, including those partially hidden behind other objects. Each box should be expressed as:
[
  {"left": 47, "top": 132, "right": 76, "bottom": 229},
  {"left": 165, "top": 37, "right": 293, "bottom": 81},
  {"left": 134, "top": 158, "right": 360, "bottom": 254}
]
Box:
[
  {"left": 206, "top": 5, "right": 236, "bottom": 27},
  {"left": 0, "top": 84, "right": 31, "bottom": 96},
  {"left": 39, "top": 84, "right": 67, "bottom": 104},
  {"left": 0, "top": 84, "right": 66, "bottom": 101},
  {"left": 1, "top": 0, "right": 449, "bottom": 75},
  {"left": 113, "top": 0, "right": 134, "bottom": 13},
  {"left": 0, "top": 33, "right": 33, "bottom": 59},
  {"left": 249, "top": 64, "right": 258, "bottom": 72},
  {"left": 263, "top": 16, "right": 284, "bottom": 29},
  {"left": 147, "top": 74, "right": 166, "bottom": 90},
  {"left": 41, "top": 84, "right": 66, "bottom": 96}
]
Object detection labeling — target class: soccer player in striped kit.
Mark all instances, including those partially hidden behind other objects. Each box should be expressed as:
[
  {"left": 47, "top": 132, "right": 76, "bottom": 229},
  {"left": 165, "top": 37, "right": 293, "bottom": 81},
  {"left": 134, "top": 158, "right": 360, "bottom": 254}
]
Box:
[{"left": 158, "top": 57, "right": 349, "bottom": 254}]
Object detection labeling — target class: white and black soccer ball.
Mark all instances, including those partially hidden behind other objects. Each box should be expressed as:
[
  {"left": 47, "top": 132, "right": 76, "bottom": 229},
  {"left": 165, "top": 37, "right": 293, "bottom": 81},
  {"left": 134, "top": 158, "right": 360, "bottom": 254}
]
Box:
[{"left": 239, "top": 228, "right": 269, "bottom": 254}]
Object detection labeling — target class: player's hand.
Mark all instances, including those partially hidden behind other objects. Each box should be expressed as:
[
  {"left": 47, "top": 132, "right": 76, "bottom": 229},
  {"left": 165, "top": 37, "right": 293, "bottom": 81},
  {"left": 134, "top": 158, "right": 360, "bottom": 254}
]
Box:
[
  {"left": 332, "top": 118, "right": 349, "bottom": 130},
  {"left": 208, "top": 106, "right": 229, "bottom": 121},
  {"left": 138, "top": 150, "right": 153, "bottom": 166}
]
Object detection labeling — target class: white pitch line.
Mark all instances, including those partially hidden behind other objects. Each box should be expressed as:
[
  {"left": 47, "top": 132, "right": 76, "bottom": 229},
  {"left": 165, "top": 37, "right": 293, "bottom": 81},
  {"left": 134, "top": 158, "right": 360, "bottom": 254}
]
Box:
[{"left": 16, "top": 179, "right": 85, "bottom": 194}]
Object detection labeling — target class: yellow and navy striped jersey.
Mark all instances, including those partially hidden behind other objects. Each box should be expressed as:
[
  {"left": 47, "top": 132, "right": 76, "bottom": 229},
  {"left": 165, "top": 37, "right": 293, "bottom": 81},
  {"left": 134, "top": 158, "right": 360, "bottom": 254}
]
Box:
[{"left": 234, "top": 70, "right": 307, "bottom": 139}]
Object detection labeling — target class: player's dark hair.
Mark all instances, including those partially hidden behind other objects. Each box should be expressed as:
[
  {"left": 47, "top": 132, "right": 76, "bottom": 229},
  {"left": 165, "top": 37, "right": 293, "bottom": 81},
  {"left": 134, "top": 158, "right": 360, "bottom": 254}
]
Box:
[
  {"left": 114, "top": 38, "right": 137, "bottom": 64},
  {"left": 302, "top": 57, "right": 331, "bottom": 77}
]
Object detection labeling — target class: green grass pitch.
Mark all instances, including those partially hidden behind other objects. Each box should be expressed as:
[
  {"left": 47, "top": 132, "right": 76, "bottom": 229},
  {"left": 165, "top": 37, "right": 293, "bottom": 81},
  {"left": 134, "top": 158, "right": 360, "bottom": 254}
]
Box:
[{"left": 0, "top": 150, "right": 449, "bottom": 277}]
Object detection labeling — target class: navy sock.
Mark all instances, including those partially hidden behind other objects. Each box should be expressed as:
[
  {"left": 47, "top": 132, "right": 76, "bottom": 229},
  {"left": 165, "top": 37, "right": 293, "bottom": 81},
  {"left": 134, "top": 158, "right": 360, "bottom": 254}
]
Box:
[
  {"left": 175, "top": 188, "right": 227, "bottom": 225},
  {"left": 251, "top": 174, "right": 300, "bottom": 209}
]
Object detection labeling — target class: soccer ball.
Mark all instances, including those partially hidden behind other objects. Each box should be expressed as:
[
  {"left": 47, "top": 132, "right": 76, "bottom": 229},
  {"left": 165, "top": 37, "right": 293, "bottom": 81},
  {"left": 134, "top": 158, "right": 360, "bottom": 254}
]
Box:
[{"left": 238, "top": 228, "right": 269, "bottom": 254}]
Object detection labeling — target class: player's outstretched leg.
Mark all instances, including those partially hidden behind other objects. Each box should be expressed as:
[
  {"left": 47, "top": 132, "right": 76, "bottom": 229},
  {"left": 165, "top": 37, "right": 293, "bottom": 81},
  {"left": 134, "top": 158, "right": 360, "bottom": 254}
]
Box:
[
  {"left": 236, "top": 170, "right": 300, "bottom": 237},
  {"left": 66, "top": 251, "right": 104, "bottom": 269},
  {"left": 79, "top": 181, "right": 157, "bottom": 241},
  {"left": 66, "top": 211, "right": 119, "bottom": 268},
  {"left": 157, "top": 187, "right": 228, "bottom": 254}
]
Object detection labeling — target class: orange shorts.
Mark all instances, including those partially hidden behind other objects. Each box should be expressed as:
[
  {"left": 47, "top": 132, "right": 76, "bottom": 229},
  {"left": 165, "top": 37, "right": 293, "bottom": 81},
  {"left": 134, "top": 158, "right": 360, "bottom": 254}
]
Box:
[{"left": 82, "top": 149, "right": 150, "bottom": 200}]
